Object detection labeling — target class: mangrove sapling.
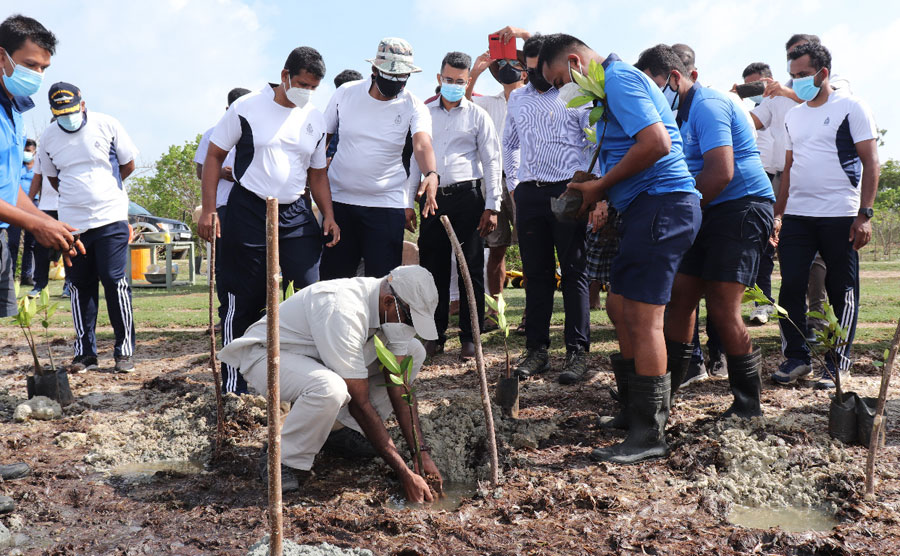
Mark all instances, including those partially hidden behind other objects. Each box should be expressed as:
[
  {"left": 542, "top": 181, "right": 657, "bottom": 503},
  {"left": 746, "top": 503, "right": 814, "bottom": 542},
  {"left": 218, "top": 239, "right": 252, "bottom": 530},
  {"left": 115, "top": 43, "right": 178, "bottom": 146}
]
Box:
[
  {"left": 743, "top": 284, "right": 851, "bottom": 398},
  {"left": 485, "top": 293, "right": 511, "bottom": 377},
  {"left": 14, "top": 288, "right": 62, "bottom": 376},
  {"left": 865, "top": 320, "right": 900, "bottom": 497},
  {"left": 486, "top": 293, "right": 519, "bottom": 417},
  {"left": 373, "top": 335, "right": 439, "bottom": 495}
]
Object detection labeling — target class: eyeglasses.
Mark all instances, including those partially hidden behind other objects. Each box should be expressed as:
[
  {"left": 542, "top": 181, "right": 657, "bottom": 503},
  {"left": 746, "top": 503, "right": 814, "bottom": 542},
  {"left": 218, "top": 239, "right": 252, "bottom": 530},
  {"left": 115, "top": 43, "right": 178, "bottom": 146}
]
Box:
[
  {"left": 390, "top": 287, "right": 414, "bottom": 324},
  {"left": 440, "top": 76, "right": 468, "bottom": 86},
  {"left": 498, "top": 59, "right": 524, "bottom": 71},
  {"left": 379, "top": 71, "right": 409, "bottom": 82}
]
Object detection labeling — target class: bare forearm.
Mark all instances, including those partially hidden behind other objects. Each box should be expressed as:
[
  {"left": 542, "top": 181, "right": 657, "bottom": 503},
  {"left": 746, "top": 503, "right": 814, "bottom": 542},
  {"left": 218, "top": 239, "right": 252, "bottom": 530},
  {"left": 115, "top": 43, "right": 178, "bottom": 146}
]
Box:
[
  {"left": 0, "top": 200, "right": 43, "bottom": 230},
  {"left": 348, "top": 401, "right": 412, "bottom": 477},
  {"left": 27, "top": 174, "right": 42, "bottom": 200},
  {"left": 412, "top": 137, "right": 436, "bottom": 174},
  {"left": 308, "top": 170, "right": 334, "bottom": 220},
  {"left": 201, "top": 152, "right": 227, "bottom": 212}
]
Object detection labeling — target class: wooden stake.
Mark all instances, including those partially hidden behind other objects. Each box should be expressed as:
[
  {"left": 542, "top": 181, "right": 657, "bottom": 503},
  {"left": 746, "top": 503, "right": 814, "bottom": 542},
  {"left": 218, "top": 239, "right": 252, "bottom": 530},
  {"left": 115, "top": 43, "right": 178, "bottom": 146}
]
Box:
[
  {"left": 208, "top": 212, "right": 224, "bottom": 453},
  {"left": 865, "top": 318, "right": 900, "bottom": 496},
  {"left": 439, "top": 215, "right": 499, "bottom": 487},
  {"left": 265, "top": 198, "right": 283, "bottom": 556}
]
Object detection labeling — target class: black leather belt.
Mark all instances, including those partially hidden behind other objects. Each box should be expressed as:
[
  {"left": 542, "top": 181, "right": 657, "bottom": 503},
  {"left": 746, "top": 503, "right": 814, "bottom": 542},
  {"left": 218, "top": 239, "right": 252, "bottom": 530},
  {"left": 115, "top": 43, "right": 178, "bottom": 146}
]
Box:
[
  {"left": 519, "top": 179, "right": 569, "bottom": 188},
  {"left": 437, "top": 179, "right": 482, "bottom": 196}
]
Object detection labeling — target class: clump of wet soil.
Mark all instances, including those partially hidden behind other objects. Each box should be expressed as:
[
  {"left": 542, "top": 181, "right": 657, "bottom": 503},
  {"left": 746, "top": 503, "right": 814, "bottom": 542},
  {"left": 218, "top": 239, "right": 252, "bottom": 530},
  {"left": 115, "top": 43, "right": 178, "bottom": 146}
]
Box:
[
  {"left": 247, "top": 536, "right": 373, "bottom": 556},
  {"left": 671, "top": 413, "right": 858, "bottom": 511},
  {"left": 396, "top": 397, "right": 559, "bottom": 482}
]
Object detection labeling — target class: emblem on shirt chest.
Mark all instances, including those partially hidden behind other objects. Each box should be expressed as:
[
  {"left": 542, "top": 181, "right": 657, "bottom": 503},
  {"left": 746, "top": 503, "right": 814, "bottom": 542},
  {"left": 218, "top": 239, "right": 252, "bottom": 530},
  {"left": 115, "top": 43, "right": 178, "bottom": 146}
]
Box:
[
  {"left": 394, "top": 114, "right": 402, "bottom": 125},
  {"left": 823, "top": 117, "right": 830, "bottom": 125}
]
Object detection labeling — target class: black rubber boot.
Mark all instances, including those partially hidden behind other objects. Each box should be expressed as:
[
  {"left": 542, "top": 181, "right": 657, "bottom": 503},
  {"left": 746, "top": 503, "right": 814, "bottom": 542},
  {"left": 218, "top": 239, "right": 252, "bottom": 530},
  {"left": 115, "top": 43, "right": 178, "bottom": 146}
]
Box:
[
  {"left": 591, "top": 373, "right": 671, "bottom": 464},
  {"left": 597, "top": 353, "right": 633, "bottom": 430},
  {"left": 666, "top": 339, "right": 693, "bottom": 405},
  {"left": 722, "top": 346, "right": 763, "bottom": 419}
]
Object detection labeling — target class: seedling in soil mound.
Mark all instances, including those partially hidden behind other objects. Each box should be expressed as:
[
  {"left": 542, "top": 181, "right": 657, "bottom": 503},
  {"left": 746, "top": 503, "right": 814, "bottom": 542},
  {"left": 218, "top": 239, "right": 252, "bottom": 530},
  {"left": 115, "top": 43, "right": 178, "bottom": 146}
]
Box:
[
  {"left": 743, "top": 284, "right": 851, "bottom": 399},
  {"left": 373, "top": 336, "right": 442, "bottom": 497},
  {"left": 485, "top": 293, "right": 518, "bottom": 418},
  {"left": 12, "top": 288, "right": 72, "bottom": 405}
]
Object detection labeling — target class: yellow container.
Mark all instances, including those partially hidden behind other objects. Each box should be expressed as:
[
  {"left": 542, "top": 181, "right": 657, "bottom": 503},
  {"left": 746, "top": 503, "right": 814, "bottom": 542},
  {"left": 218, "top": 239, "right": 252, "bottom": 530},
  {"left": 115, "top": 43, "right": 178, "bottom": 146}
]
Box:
[{"left": 131, "top": 248, "right": 151, "bottom": 280}]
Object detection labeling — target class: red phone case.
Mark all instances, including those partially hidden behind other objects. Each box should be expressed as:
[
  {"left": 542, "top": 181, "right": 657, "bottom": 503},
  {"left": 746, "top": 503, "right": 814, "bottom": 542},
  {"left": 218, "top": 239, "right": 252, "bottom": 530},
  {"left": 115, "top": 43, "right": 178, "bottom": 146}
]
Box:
[{"left": 489, "top": 34, "right": 517, "bottom": 60}]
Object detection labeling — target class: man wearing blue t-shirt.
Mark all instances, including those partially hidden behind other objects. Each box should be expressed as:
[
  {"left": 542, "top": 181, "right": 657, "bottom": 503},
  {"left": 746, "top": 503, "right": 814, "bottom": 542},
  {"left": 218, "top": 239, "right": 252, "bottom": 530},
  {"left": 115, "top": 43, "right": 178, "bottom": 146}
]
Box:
[
  {"left": 635, "top": 45, "right": 774, "bottom": 420},
  {"left": 540, "top": 34, "right": 701, "bottom": 465}
]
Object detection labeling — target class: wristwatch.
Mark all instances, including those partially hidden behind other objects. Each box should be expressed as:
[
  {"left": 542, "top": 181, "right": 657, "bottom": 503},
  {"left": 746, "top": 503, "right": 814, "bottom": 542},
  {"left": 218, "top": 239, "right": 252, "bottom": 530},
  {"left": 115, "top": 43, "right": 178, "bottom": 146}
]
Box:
[
  {"left": 858, "top": 207, "right": 874, "bottom": 220},
  {"left": 424, "top": 170, "right": 440, "bottom": 185}
]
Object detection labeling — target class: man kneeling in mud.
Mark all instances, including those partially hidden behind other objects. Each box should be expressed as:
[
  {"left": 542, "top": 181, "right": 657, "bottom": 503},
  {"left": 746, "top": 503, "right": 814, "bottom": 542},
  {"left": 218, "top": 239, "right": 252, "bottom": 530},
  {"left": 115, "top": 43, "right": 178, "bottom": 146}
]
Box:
[{"left": 219, "top": 265, "right": 443, "bottom": 502}]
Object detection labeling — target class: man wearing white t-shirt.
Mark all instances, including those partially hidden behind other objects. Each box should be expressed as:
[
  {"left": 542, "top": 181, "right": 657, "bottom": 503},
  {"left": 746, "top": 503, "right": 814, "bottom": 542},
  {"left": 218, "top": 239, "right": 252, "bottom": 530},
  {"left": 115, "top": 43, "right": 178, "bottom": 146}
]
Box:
[
  {"left": 194, "top": 87, "right": 250, "bottom": 328},
  {"left": 771, "top": 43, "right": 880, "bottom": 390},
  {"left": 197, "top": 47, "right": 340, "bottom": 395},
  {"left": 320, "top": 38, "right": 439, "bottom": 280},
  {"left": 39, "top": 82, "right": 139, "bottom": 373}
]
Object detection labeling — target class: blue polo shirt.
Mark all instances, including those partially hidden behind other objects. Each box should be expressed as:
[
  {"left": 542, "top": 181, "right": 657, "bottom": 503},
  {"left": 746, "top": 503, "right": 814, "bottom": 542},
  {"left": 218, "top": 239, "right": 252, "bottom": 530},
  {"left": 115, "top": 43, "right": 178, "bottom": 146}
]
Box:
[
  {"left": 678, "top": 83, "right": 774, "bottom": 206},
  {"left": 20, "top": 165, "right": 34, "bottom": 194},
  {"left": 599, "top": 55, "right": 698, "bottom": 212},
  {"left": 0, "top": 92, "right": 34, "bottom": 229}
]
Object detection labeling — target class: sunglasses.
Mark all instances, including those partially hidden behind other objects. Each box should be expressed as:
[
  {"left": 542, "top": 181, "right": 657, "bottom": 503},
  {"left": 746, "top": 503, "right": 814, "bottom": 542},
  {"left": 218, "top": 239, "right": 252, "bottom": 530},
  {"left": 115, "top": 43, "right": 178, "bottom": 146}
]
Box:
[{"left": 497, "top": 59, "right": 524, "bottom": 71}]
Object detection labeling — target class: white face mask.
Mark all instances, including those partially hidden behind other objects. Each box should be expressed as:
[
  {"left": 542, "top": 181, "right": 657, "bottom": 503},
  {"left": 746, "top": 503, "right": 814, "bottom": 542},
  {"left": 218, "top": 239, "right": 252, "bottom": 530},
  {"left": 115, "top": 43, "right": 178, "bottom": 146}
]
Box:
[
  {"left": 382, "top": 297, "right": 416, "bottom": 355},
  {"left": 557, "top": 61, "right": 585, "bottom": 106},
  {"left": 662, "top": 75, "right": 680, "bottom": 112},
  {"left": 283, "top": 80, "right": 312, "bottom": 108}
]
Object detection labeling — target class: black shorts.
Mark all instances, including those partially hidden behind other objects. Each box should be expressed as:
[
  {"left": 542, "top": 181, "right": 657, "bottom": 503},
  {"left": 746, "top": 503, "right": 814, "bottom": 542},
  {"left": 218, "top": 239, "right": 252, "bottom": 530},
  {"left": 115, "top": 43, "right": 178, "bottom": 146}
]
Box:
[{"left": 678, "top": 197, "right": 774, "bottom": 286}]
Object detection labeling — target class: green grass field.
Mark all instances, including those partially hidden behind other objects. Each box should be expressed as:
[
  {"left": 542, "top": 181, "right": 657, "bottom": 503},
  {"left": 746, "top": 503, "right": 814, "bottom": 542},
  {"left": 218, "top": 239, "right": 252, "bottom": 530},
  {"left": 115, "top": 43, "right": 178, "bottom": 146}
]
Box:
[{"left": 10, "top": 259, "right": 899, "bottom": 360}]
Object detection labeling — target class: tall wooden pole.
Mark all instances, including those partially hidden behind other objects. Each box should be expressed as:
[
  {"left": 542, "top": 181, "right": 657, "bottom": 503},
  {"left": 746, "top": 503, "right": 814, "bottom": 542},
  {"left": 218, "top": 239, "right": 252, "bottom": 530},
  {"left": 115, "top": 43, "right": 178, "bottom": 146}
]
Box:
[
  {"left": 265, "top": 198, "right": 283, "bottom": 555},
  {"left": 208, "top": 212, "right": 224, "bottom": 453},
  {"left": 439, "top": 215, "right": 499, "bottom": 487},
  {"left": 865, "top": 318, "right": 900, "bottom": 496}
]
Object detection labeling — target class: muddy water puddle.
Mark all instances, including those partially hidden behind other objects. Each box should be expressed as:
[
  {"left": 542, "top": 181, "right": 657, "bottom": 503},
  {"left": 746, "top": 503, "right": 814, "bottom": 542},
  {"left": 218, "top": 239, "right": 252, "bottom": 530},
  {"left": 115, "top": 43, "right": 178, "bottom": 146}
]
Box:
[
  {"left": 729, "top": 504, "right": 838, "bottom": 532},
  {"left": 109, "top": 459, "right": 206, "bottom": 482},
  {"left": 385, "top": 481, "right": 477, "bottom": 511}
]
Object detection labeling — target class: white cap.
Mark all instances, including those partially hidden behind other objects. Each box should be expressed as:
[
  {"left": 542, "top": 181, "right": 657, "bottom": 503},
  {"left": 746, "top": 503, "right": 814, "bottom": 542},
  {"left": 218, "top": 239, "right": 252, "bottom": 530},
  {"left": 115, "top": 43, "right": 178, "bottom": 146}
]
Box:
[{"left": 388, "top": 265, "right": 438, "bottom": 340}]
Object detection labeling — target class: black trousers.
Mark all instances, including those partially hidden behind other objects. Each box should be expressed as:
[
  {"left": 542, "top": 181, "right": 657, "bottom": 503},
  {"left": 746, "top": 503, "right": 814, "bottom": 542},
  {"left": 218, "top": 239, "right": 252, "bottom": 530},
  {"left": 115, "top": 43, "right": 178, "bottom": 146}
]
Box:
[
  {"left": 319, "top": 201, "right": 406, "bottom": 280},
  {"left": 417, "top": 186, "right": 485, "bottom": 343},
  {"left": 219, "top": 185, "right": 322, "bottom": 394},
  {"left": 516, "top": 181, "right": 590, "bottom": 352}
]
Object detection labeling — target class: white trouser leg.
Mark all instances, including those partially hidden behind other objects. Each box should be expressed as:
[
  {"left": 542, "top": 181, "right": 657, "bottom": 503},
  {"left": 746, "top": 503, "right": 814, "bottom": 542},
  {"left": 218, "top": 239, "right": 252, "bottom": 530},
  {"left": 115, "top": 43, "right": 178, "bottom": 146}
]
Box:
[
  {"left": 241, "top": 349, "right": 350, "bottom": 471},
  {"left": 336, "top": 339, "right": 425, "bottom": 434}
]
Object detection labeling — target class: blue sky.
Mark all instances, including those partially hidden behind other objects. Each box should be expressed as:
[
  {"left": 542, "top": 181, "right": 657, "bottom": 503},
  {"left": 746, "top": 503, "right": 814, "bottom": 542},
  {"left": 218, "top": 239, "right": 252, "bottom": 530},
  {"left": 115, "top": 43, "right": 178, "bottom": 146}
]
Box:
[{"left": 15, "top": 0, "right": 900, "bottom": 178}]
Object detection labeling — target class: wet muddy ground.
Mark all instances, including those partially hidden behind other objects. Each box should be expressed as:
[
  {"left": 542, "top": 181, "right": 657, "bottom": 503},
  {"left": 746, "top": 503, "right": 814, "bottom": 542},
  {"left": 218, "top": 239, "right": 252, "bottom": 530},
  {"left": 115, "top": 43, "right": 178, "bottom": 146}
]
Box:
[{"left": 1, "top": 321, "right": 899, "bottom": 555}]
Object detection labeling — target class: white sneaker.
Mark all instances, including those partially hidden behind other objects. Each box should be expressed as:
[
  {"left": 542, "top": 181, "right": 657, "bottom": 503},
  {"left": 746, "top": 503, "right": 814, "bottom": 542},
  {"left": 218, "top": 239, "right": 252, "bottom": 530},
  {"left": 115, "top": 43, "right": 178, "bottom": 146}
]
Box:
[{"left": 749, "top": 305, "right": 769, "bottom": 325}]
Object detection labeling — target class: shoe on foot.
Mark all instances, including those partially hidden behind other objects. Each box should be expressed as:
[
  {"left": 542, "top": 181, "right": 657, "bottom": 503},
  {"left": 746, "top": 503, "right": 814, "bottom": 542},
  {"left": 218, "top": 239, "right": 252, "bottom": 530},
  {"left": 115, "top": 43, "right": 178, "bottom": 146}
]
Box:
[
  {"left": 114, "top": 355, "right": 135, "bottom": 373},
  {"left": 708, "top": 351, "right": 728, "bottom": 378},
  {"left": 597, "top": 354, "right": 632, "bottom": 430},
  {"left": 559, "top": 347, "right": 589, "bottom": 385},
  {"left": 722, "top": 347, "right": 763, "bottom": 419},
  {"left": 460, "top": 341, "right": 475, "bottom": 360},
  {"left": 666, "top": 340, "right": 693, "bottom": 404},
  {"left": 681, "top": 358, "right": 709, "bottom": 387},
  {"left": 749, "top": 305, "right": 769, "bottom": 325},
  {"left": 813, "top": 357, "right": 849, "bottom": 390},
  {"left": 514, "top": 320, "right": 527, "bottom": 336},
  {"left": 482, "top": 318, "right": 499, "bottom": 333},
  {"left": 0, "top": 494, "right": 14, "bottom": 514},
  {"left": 0, "top": 462, "right": 31, "bottom": 480},
  {"left": 322, "top": 427, "right": 378, "bottom": 459},
  {"left": 70, "top": 355, "right": 98, "bottom": 374},
  {"left": 514, "top": 348, "right": 549, "bottom": 379},
  {"left": 773, "top": 358, "right": 812, "bottom": 385},
  {"left": 27, "top": 287, "right": 41, "bottom": 298},
  {"left": 19, "top": 276, "right": 34, "bottom": 287},
  {"left": 424, "top": 339, "right": 444, "bottom": 359},
  {"left": 61, "top": 283, "right": 71, "bottom": 298},
  {"left": 591, "top": 373, "right": 671, "bottom": 464},
  {"left": 257, "top": 448, "right": 308, "bottom": 493}
]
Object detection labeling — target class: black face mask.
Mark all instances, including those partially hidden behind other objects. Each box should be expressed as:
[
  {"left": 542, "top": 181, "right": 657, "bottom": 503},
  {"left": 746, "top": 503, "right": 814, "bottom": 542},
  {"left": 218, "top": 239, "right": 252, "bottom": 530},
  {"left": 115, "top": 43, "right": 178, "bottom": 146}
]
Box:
[
  {"left": 498, "top": 63, "right": 524, "bottom": 85},
  {"left": 527, "top": 67, "right": 552, "bottom": 92},
  {"left": 373, "top": 73, "right": 407, "bottom": 98}
]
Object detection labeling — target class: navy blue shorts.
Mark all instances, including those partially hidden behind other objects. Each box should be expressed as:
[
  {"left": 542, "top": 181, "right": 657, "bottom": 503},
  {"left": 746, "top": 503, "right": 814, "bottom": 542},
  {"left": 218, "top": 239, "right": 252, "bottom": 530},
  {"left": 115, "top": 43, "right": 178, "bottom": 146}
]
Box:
[
  {"left": 610, "top": 191, "right": 701, "bottom": 305},
  {"left": 678, "top": 197, "right": 773, "bottom": 286}
]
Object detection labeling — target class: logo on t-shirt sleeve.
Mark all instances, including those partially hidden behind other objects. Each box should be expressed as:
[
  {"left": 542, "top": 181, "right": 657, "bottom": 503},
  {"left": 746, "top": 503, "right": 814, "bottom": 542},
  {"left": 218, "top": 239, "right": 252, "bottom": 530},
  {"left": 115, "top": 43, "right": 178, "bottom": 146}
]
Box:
[{"left": 306, "top": 123, "right": 314, "bottom": 135}]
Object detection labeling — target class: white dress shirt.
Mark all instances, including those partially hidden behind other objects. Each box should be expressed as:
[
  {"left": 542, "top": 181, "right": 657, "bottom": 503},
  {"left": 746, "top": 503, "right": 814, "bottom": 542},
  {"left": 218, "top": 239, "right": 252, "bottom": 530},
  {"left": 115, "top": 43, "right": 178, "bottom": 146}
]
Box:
[{"left": 408, "top": 97, "right": 502, "bottom": 212}]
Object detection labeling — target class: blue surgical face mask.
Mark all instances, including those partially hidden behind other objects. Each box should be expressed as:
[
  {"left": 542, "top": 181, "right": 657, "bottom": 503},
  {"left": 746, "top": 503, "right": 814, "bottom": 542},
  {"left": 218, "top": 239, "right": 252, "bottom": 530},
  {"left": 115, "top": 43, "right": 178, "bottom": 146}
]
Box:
[
  {"left": 792, "top": 69, "right": 822, "bottom": 102},
  {"left": 2, "top": 49, "right": 44, "bottom": 98},
  {"left": 23, "top": 151, "right": 34, "bottom": 163},
  {"left": 440, "top": 82, "right": 465, "bottom": 103},
  {"left": 662, "top": 75, "right": 680, "bottom": 112},
  {"left": 748, "top": 94, "right": 764, "bottom": 105},
  {"left": 58, "top": 110, "right": 84, "bottom": 132}
]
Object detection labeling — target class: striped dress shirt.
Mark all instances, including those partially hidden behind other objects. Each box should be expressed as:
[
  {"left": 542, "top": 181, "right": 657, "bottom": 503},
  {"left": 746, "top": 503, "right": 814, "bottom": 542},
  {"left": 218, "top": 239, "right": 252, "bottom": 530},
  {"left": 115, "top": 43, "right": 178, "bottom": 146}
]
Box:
[{"left": 502, "top": 83, "right": 592, "bottom": 190}]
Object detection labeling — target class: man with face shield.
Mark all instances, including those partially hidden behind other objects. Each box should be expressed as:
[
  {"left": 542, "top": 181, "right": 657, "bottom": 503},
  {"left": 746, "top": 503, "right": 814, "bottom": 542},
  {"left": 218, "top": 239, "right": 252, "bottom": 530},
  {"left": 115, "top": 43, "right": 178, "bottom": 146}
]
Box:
[
  {"left": 320, "top": 38, "right": 439, "bottom": 281},
  {"left": 218, "top": 265, "right": 443, "bottom": 502},
  {"left": 38, "top": 82, "right": 139, "bottom": 374},
  {"left": 197, "top": 46, "right": 340, "bottom": 395}
]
